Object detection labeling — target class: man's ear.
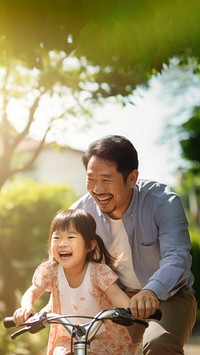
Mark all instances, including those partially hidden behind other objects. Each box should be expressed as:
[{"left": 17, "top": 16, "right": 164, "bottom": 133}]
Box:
[{"left": 128, "top": 169, "right": 138, "bottom": 187}]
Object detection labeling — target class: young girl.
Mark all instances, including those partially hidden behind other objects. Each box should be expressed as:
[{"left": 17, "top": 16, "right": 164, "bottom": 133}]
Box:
[{"left": 13, "top": 209, "right": 134, "bottom": 354}]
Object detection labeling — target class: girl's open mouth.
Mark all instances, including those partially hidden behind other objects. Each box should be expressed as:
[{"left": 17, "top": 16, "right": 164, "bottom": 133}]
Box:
[{"left": 59, "top": 251, "right": 72, "bottom": 259}]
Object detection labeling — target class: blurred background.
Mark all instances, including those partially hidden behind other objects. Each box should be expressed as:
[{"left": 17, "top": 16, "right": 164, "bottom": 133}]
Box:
[{"left": 0, "top": 1, "right": 200, "bottom": 353}]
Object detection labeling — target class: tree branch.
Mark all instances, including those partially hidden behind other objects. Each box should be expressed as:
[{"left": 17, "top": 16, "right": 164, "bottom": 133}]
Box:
[
  {"left": 9, "top": 93, "right": 44, "bottom": 152},
  {"left": 1, "top": 66, "right": 12, "bottom": 151},
  {"left": 9, "top": 122, "right": 51, "bottom": 176}
]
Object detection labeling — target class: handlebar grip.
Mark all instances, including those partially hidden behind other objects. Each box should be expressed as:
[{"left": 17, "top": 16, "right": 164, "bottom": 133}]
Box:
[
  {"left": 148, "top": 309, "right": 162, "bottom": 321},
  {"left": 3, "top": 317, "right": 16, "bottom": 329}
]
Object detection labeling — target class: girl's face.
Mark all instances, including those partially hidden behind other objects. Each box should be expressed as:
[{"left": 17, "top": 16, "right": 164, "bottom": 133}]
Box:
[{"left": 51, "top": 225, "right": 93, "bottom": 272}]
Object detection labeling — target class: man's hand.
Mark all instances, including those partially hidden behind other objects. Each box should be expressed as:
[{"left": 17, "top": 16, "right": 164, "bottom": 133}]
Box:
[{"left": 129, "top": 289, "right": 160, "bottom": 319}]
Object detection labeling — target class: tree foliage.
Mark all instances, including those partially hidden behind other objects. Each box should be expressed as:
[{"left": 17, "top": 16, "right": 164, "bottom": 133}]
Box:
[
  {"left": 178, "top": 107, "right": 200, "bottom": 223},
  {"left": 0, "top": 54, "right": 99, "bottom": 189},
  {"left": 1, "top": 0, "right": 200, "bottom": 189},
  {"left": 180, "top": 106, "right": 200, "bottom": 168},
  {"left": 152, "top": 58, "right": 200, "bottom": 176},
  {"left": 0, "top": 180, "right": 76, "bottom": 313},
  {"left": 1, "top": 0, "right": 200, "bottom": 88}
]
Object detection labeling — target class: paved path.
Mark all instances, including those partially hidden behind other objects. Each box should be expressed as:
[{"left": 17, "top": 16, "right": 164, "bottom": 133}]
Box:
[
  {"left": 136, "top": 338, "right": 200, "bottom": 354},
  {"left": 136, "top": 323, "right": 200, "bottom": 354},
  {"left": 184, "top": 323, "right": 200, "bottom": 355},
  {"left": 184, "top": 340, "right": 200, "bottom": 355}
]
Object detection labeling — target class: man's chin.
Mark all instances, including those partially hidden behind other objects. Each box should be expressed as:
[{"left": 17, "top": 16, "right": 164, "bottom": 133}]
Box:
[{"left": 98, "top": 203, "right": 114, "bottom": 214}]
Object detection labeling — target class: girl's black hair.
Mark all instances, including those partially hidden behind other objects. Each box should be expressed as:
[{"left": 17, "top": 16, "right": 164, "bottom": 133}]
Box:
[{"left": 48, "top": 208, "right": 116, "bottom": 268}]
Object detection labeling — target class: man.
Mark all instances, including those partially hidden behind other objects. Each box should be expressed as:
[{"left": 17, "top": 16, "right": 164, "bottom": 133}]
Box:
[{"left": 71, "top": 135, "right": 197, "bottom": 354}]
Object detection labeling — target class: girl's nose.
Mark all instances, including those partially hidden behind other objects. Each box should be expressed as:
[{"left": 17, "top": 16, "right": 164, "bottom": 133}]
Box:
[{"left": 59, "top": 239, "right": 67, "bottom": 247}]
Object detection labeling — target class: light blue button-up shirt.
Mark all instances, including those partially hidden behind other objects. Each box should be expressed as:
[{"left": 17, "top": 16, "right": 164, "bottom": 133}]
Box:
[{"left": 71, "top": 179, "right": 194, "bottom": 300}]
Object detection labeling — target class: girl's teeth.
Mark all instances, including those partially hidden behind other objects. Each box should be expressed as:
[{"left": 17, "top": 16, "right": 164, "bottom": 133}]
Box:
[{"left": 60, "top": 252, "right": 72, "bottom": 258}]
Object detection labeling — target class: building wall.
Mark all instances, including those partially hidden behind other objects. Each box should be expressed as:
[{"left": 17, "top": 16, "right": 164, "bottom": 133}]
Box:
[{"left": 20, "top": 147, "right": 87, "bottom": 198}]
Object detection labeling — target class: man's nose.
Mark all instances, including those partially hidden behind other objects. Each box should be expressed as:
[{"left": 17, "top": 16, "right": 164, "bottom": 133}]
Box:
[{"left": 93, "top": 181, "right": 105, "bottom": 194}]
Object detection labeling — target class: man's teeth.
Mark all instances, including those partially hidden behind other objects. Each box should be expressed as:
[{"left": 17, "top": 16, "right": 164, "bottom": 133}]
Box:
[{"left": 98, "top": 197, "right": 111, "bottom": 203}]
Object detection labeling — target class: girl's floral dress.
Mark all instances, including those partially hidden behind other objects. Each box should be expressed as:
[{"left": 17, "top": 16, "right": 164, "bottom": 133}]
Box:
[{"left": 32, "top": 261, "right": 134, "bottom": 354}]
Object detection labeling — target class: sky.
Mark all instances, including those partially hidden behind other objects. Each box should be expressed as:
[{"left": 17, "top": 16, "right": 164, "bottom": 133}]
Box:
[
  {"left": 58, "top": 63, "right": 200, "bottom": 187},
  {"left": 8, "top": 60, "right": 200, "bottom": 187},
  {"left": 56, "top": 79, "right": 183, "bottom": 186}
]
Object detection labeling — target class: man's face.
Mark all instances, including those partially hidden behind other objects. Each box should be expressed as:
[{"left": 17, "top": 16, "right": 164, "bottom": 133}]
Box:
[{"left": 86, "top": 156, "right": 138, "bottom": 219}]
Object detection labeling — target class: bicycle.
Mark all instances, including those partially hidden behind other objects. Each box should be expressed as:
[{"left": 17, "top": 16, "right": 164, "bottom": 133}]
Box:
[{"left": 3, "top": 308, "right": 162, "bottom": 355}]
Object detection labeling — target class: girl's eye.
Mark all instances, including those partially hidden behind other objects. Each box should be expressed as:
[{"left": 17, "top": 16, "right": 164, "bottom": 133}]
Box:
[{"left": 52, "top": 233, "right": 60, "bottom": 240}]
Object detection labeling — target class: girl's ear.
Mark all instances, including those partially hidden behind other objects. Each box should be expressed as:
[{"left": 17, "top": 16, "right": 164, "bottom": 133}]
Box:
[{"left": 90, "top": 239, "right": 97, "bottom": 252}]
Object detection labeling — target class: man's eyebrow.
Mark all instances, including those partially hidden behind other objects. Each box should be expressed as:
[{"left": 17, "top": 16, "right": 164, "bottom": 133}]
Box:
[
  {"left": 101, "top": 173, "right": 113, "bottom": 178},
  {"left": 87, "top": 172, "right": 113, "bottom": 178}
]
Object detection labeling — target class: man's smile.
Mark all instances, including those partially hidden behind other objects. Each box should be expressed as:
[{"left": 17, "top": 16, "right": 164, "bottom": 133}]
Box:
[{"left": 94, "top": 194, "right": 112, "bottom": 205}]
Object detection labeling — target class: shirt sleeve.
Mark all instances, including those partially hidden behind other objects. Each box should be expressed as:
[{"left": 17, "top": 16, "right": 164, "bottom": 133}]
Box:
[
  {"left": 32, "top": 261, "right": 56, "bottom": 292},
  {"left": 92, "top": 263, "right": 118, "bottom": 292},
  {"left": 143, "top": 190, "right": 193, "bottom": 300}
]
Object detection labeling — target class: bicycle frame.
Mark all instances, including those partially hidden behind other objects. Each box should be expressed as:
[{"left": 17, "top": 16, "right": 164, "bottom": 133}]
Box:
[{"left": 3, "top": 308, "right": 162, "bottom": 355}]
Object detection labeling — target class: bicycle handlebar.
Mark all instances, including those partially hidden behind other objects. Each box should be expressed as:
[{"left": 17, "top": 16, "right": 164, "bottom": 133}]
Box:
[
  {"left": 3, "top": 317, "right": 16, "bottom": 329},
  {"left": 112, "top": 308, "right": 162, "bottom": 325},
  {"left": 3, "top": 308, "right": 162, "bottom": 341}
]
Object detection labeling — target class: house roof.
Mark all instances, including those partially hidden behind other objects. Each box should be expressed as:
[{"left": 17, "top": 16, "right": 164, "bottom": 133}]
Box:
[{"left": 18, "top": 137, "right": 84, "bottom": 153}]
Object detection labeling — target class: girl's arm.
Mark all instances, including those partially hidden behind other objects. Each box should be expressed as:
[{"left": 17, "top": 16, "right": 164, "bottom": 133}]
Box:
[
  {"left": 105, "top": 282, "right": 130, "bottom": 308},
  {"left": 39, "top": 293, "right": 53, "bottom": 313},
  {"left": 13, "top": 284, "right": 45, "bottom": 325}
]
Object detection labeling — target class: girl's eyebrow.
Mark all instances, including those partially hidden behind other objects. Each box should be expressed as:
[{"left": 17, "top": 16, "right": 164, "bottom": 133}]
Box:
[
  {"left": 67, "top": 230, "right": 77, "bottom": 234},
  {"left": 53, "top": 228, "right": 77, "bottom": 234}
]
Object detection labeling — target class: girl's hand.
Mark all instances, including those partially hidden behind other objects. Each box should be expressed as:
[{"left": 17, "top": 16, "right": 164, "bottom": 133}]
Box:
[{"left": 13, "top": 306, "right": 34, "bottom": 326}]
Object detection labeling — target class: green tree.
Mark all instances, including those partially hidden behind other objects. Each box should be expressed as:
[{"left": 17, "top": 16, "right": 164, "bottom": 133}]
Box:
[
  {"left": 0, "top": 54, "right": 99, "bottom": 189},
  {"left": 180, "top": 107, "right": 200, "bottom": 171},
  {"left": 178, "top": 108, "right": 200, "bottom": 224},
  {"left": 1, "top": 0, "right": 200, "bottom": 190},
  {"left": 0, "top": 180, "right": 76, "bottom": 313},
  {"left": 1, "top": 0, "right": 200, "bottom": 77},
  {"left": 152, "top": 58, "right": 200, "bottom": 178},
  {"left": 154, "top": 60, "right": 200, "bottom": 223}
]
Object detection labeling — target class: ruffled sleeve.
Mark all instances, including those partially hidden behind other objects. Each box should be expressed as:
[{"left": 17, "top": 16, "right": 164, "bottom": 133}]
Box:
[
  {"left": 32, "top": 260, "right": 58, "bottom": 292},
  {"left": 91, "top": 263, "right": 118, "bottom": 292}
]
